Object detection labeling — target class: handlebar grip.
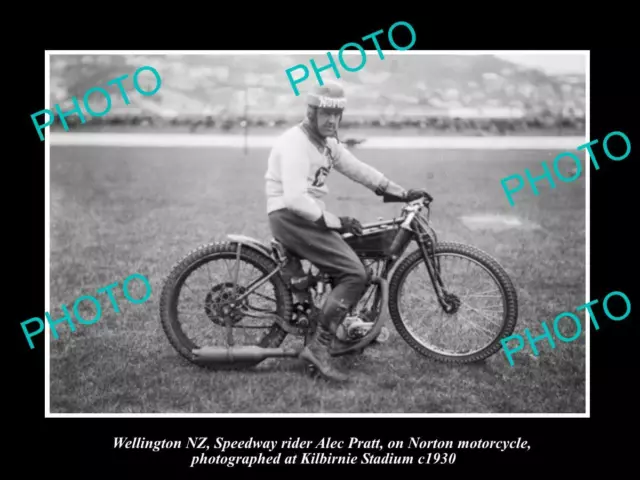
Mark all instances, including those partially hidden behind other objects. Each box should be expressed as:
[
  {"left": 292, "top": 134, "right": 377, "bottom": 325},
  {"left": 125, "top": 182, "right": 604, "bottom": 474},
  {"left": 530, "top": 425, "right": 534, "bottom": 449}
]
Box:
[
  {"left": 382, "top": 193, "right": 433, "bottom": 204},
  {"left": 382, "top": 193, "right": 405, "bottom": 203}
]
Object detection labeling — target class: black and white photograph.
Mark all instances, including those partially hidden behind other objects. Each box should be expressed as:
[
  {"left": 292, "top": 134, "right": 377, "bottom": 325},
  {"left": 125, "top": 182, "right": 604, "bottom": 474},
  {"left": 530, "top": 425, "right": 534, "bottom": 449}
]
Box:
[{"left": 45, "top": 50, "right": 588, "bottom": 415}]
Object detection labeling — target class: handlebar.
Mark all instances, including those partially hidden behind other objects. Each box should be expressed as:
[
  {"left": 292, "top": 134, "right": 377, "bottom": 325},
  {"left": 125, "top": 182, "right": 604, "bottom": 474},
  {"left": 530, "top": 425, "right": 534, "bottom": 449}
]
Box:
[
  {"left": 344, "top": 193, "right": 433, "bottom": 237},
  {"left": 382, "top": 193, "right": 433, "bottom": 206}
]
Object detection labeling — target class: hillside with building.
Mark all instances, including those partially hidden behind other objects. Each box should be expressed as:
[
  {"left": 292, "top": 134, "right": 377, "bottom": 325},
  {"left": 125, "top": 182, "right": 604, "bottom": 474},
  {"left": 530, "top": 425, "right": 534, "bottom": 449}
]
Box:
[{"left": 49, "top": 53, "right": 586, "bottom": 136}]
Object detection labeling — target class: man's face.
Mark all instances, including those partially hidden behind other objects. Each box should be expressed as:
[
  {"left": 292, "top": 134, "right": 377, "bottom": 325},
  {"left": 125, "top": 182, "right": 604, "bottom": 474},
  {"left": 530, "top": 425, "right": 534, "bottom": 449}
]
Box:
[{"left": 315, "top": 108, "right": 341, "bottom": 137}]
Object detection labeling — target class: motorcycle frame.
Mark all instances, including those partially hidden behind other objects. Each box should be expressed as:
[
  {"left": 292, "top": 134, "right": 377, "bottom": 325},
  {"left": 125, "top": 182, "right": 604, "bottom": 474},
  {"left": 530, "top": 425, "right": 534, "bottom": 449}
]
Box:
[
  {"left": 225, "top": 197, "right": 448, "bottom": 316},
  {"left": 343, "top": 197, "right": 450, "bottom": 312},
  {"left": 190, "top": 197, "right": 451, "bottom": 363}
]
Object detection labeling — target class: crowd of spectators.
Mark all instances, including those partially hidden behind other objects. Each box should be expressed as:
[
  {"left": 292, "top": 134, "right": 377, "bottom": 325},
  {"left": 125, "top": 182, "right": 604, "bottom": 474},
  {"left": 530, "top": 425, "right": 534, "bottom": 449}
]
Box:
[{"left": 53, "top": 109, "right": 585, "bottom": 136}]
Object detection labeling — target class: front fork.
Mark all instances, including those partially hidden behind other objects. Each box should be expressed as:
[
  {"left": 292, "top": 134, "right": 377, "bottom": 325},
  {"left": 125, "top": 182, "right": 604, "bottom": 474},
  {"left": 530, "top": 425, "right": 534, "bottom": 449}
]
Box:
[{"left": 416, "top": 234, "right": 457, "bottom": 313}]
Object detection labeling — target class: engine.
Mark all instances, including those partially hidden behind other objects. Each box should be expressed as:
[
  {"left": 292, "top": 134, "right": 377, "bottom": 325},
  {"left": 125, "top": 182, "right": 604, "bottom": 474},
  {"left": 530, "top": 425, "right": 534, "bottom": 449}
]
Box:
[{"left": 336, "top": 315, "right": 374, "bottom": 342}]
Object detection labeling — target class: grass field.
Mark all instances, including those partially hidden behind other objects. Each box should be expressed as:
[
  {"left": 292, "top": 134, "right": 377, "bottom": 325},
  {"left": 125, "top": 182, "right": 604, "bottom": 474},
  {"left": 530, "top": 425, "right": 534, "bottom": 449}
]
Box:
[{"left": 48, "top": 141, "right": 586, "bottom": 414}]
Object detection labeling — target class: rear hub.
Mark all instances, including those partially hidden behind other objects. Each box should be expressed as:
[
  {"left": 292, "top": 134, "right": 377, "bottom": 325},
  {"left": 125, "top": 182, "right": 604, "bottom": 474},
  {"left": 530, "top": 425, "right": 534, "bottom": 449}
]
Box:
[{"left": 204, "top": 282, "right": 247, "bottom": 325}]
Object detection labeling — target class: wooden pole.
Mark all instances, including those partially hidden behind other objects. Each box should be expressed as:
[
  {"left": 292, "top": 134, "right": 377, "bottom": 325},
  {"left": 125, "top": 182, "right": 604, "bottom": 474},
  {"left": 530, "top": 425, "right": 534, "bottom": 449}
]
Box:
[{"left": 244, "top": 86, "right": 249, "bottom": 156}]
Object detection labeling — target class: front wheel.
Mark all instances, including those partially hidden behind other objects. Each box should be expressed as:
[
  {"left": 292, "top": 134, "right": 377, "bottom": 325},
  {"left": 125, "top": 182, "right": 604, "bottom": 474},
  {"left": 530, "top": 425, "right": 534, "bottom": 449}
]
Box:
[{"left": 389, "top": 241, "right": 518, "bottom": 364}]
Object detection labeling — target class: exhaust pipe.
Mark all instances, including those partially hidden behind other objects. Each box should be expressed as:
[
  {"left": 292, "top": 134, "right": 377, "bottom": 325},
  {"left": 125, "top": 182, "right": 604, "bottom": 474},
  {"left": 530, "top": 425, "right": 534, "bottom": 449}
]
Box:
[{"left": 192, "top": 345, "right": 302, "bottom": 364}]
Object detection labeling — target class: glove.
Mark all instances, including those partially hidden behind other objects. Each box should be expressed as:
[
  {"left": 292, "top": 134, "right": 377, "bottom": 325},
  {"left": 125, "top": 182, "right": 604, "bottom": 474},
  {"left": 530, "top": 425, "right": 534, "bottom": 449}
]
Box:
[
  {"left": 404, "top": 188, "right": 433, "bottom": 202},
  {"left": 337, "top": 216, "right": 363, "bottom": 236},
  {"left": 377, "top": 179, "right": 433, "bottom": 203}
]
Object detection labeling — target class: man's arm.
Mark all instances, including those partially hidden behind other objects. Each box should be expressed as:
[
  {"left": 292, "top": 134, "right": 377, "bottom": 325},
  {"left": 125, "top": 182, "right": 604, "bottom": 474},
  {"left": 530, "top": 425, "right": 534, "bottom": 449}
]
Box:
[
  {"left": 280, "top": 134, "right": 342, "bottom": 229},
  {"left": 329, "top": 139, "right": 408, "bottom": 198}
]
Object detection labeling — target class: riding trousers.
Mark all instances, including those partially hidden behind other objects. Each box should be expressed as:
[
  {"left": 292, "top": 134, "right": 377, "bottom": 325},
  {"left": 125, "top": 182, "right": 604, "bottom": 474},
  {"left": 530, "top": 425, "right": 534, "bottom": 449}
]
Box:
[{"left": 267, "top": 208, "right": 368, "bottom": 330}]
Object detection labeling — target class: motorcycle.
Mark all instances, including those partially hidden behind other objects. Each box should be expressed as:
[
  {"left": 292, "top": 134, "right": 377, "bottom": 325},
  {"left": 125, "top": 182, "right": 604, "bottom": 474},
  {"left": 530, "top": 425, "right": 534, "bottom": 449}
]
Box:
[{"left": 158, "top": 193, "right": 518, "bottom": 370}]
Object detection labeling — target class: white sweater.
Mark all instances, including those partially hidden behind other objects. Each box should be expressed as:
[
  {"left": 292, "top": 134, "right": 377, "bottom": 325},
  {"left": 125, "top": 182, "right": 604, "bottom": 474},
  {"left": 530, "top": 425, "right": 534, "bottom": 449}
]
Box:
[{"left": 265, "top": 125, "right": 389, "bottom": 229}]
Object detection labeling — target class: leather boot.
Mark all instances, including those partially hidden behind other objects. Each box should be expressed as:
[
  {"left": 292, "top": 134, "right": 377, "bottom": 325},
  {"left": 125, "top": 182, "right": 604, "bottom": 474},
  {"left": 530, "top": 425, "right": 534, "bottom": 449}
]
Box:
[{"left": 299, "top": 324, "right": 348, "bottom": 382}]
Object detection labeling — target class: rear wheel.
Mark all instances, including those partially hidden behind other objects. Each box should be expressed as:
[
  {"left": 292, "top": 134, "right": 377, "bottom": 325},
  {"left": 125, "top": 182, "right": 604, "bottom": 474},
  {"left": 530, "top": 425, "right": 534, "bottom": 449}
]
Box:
[
  {"left": 389, "top": 242, "right": 518, "bottom": 364},
  {"left": 159, "top": 241, "right": 293, "bottom": 370}
]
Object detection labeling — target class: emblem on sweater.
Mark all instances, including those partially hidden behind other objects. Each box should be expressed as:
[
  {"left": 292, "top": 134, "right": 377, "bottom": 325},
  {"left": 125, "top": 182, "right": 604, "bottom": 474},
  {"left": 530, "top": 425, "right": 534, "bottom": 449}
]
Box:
[{"left": 312, "top": 165, "right": 331, "bottom": 187}]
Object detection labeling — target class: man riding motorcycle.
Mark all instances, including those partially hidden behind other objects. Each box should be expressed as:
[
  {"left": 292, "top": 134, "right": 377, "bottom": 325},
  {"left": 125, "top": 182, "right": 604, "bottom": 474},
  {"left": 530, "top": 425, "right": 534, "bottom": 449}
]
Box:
[{"left": 265, "top": 79, "right": 431, "bottom": 381}]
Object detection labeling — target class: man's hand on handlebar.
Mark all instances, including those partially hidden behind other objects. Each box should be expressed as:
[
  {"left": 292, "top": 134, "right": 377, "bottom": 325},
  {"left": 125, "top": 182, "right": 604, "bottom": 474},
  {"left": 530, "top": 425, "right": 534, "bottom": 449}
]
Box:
[
  {"left": 382, "top": 188, "right": 433, "bottom": 203},
  {"left": 337, "top": 216, "right": 363, "bottom": 236},
  {"left": 403, "top": 188, "right": 433, "bottom": 203}
]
